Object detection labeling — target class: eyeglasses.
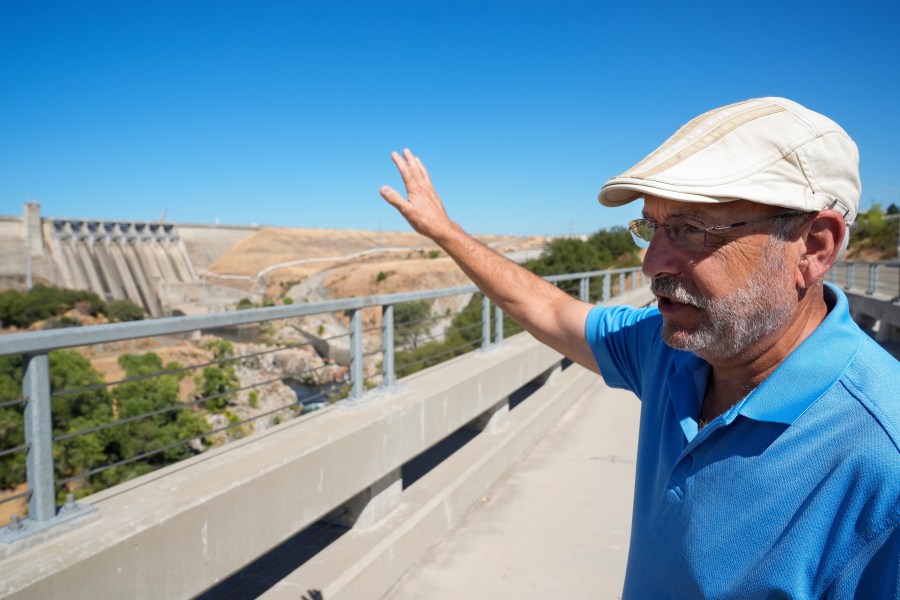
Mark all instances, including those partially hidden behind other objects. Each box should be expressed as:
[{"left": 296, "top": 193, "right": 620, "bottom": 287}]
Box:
[{"left": 628, "top": 211, "right": 811, "bottom": 253}]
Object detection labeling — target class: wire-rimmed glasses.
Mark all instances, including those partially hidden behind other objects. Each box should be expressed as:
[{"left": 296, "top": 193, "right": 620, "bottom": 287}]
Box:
[{"left": 627, "top": 211, "right": 812, "bottom": 253}]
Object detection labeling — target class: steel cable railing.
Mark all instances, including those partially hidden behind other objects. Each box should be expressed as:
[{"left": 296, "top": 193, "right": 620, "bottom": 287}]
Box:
[
  {"left": 0, "top": 267, "right": 645, "bottom": 536},
  {"left": 827, "top": 260, "right": 900, "bottom": 301}
]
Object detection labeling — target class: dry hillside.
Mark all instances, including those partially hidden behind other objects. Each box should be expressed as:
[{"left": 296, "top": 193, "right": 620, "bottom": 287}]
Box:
[{"left": 204, "top": 226, "right": 546, "bottom": 298}]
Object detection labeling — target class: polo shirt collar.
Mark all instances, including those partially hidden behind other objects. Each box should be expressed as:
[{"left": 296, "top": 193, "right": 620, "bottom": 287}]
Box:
[
  {"left": 668, "top": 351, "right": 708, "bottom": 441},
  {"left": 737, "top": 283, "right": 863, "bottom": 425}
]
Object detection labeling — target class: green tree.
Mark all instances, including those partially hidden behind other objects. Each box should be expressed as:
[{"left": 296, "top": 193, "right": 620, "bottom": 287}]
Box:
[
  {"left": 195, "top": 340, "right": 240, "bottom": 411},
  {"left": 0, "top": 351, "right": 113, "bottom": 494},
  {"left": 525, "top": 237, "right": 602, "bottom": 277},
  {"left": 0, "top": 285, "right": 147, "bottom": 329},
  {"left": 48, "top": 351, "right": 113, "bottom": 494},
  {"left": 394, "top": 294, "right": 488, "bottom": 377},
  {"left": 49, "top": 350, "right": 111, "bottom": 426},
  {"left": 196, "top": 365, "right": 239, "bottom": 412},
  {"left": 524, "top": 228, "right": 640, "bottom": 300},
  {"left": 0, "top": 291, "right": 27, "bottom": 329},
  {"left": 850, "top": 204, "right": 899, "bottom": 259},
  {"left": 394, "top": 300, "right": 432, "bottom": 349},
  {"left": 1, "top": 349, "right": 212, "bottom": 499},
  {"left": 107, "top": 353, "right": 209, "bottom": 473},
  {"left": 588, "top": 226, "right": 639, "bottom": 266},
  {"left": 0, "top": 356, "right": 25, "bottom": 489}
]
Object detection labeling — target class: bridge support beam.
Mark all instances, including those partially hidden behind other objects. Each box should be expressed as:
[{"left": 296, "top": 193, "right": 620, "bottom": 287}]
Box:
[
  {"left": 466, "top": 397, "right": 510, "bottom": 435},
  {"left": 335, "top": 468, "right": 403, "bottom": 530}
]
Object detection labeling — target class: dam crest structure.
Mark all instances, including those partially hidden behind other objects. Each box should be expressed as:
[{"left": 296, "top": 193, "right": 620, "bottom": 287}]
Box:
[{"left": 2, "top": 202, "right": 254, "bottom": 317}]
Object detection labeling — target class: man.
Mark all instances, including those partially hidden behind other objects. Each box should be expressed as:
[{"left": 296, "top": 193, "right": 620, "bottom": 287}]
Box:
[{"left": 380, "top": 97, "right": 899, "bottom": 599}]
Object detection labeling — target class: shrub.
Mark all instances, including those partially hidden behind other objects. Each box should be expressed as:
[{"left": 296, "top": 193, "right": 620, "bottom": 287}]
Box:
[
  {"left": 43, "top": 316, "right": 79, "bottom": 329},
  {"left": 0, "top": 285, "right": 104, "bottom": 328},
  {"left": 106, "top": 299, "right": 145, "bottom": 322}
]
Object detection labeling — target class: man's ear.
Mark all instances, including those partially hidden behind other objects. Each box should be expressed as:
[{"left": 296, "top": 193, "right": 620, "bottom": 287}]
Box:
[{"left": 797, "top": 211, "right": 846, "bottom": 287}]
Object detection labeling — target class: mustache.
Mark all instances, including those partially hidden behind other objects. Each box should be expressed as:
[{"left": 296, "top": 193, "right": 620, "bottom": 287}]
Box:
[{"left": 650, "top": 276, "right": 706, "bottom": 309}]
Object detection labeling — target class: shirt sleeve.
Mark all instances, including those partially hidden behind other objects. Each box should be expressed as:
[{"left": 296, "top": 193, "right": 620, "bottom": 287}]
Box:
[{"left": 584, "top": 304, "right": 662, "bottom": 399}]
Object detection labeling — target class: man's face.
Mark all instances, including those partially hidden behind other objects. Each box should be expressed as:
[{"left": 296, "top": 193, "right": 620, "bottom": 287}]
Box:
[{"left": 641, "top": 196, "right": 800, "bottom": 361}]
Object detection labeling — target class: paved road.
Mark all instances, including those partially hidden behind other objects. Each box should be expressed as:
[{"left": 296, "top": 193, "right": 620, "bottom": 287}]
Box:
[{"left": 383, "top": 380, "right": 640, "bottom": 600}]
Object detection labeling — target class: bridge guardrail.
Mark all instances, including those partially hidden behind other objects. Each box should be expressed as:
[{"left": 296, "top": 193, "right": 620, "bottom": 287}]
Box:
[
  {"left": 0, "top": 266, "right": 648, "bottom": 541},
  {"left": 827, "top": 260, "right": 900, "bottom": 302}
]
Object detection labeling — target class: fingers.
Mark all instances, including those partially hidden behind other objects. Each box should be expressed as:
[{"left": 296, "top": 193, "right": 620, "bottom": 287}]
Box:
[
  {"left": 382, "top": 148, "right": 434, "bottom": 207},
  {"left": 379, "top": 185, "right": 405, "bottom": 210},
  {"left": 416, "top": 156, "right": 432, "bottom": 186},
  {"left": 390, "top": 150, "right": 410, "bottom": 180},
  {"left": 392, "top": 148, "right": 431, "bottom": 190}
]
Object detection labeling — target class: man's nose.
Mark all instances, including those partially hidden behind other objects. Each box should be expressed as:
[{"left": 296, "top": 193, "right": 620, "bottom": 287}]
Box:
[{"left": 641, "top": 228, "right": 684, "bottom": 279}]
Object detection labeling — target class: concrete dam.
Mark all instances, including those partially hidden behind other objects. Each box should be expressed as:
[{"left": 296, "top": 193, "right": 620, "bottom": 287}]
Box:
[
  {"left": 48, "top": 219, "right": 198, "bottom": 317},
  {"left": 1, "top": 203, "right": 256, "bottom": 316}
]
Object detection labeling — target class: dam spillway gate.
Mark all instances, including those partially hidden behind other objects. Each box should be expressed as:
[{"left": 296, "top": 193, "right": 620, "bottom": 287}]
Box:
[{"left": 48, "top": 219, "right": 200, "bottom": 317}]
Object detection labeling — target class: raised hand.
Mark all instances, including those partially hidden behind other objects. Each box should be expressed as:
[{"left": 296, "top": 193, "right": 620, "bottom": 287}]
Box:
[
  {"left": 377, "top": 148, "right": 597, "bottom": 372},
  {"left": 379, "top": 149, "right": 455, "bottom": 241}
]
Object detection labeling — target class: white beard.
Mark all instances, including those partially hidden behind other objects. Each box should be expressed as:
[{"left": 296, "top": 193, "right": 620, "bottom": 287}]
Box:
[{"left": 651, "top": 240, "right": 796, "bottom": 360}]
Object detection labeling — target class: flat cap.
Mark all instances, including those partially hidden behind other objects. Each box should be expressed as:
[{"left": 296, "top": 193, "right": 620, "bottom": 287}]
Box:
[{"left": 599, "top": 97, "right": 861, "bottom": 224}]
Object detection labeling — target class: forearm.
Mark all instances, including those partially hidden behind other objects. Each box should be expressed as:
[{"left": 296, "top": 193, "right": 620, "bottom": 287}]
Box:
[
  {"left": 435, "top": 222, "right": 567, "bottom": 326},
  {"left": 439, "top": 224, "right": 596, "bottom": 370}
]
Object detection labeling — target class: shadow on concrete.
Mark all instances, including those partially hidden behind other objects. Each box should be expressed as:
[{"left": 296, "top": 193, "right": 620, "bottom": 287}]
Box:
[
  {"left": 194, "top": 516, "right": 346, "bottom": 599},
  {"left": 195, "top": 366, "right": 569, "bottom": 598},
  {"left": 402, "top": 428, "right": 479, "bottom": 490},
  {"left": 402, "top": 371, "right": 556, "bottom": 489}
]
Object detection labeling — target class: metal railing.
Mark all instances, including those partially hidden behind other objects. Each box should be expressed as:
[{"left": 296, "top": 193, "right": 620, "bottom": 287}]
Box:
[
  {"left": 0, "top": 266, "right": 647, "bottom": 539},
  {"left": 827, "top": 261, "right": 900, "bottom": 301}
]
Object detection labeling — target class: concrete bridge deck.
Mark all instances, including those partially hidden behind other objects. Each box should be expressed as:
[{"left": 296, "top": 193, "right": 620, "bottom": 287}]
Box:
[{"left": 382, "top": 379, "right": 639, "bottom": 599}]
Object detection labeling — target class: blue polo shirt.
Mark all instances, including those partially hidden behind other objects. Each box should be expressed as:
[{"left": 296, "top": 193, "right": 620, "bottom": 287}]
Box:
[{"left": 586, "top": 283, "right": 900, "bottom": 599}]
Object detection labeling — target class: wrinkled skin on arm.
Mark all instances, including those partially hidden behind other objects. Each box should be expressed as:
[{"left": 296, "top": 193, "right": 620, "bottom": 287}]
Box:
[{"left": 380, "top": 149, "right": 597, "bottom": 372}]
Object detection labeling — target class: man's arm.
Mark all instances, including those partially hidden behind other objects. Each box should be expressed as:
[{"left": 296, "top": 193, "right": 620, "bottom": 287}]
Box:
[{"left": 379, "top": 149, "right": 598, "bottom": 373}]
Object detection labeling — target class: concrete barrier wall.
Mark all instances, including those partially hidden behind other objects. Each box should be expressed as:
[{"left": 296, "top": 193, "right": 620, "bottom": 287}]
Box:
[
  {"left": 0, "top": 332, "right": 570, "bottom": 600},
  {"left": 845, "top": 290, "right": 900, "bottom": 342}
]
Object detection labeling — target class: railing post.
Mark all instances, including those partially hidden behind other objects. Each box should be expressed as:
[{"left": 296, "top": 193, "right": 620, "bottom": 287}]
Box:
[
  {"left": 349, "top": 309, "right": 363, "bottom": 399},
  {"left": 618, "top": 272, "right": 625, "bottom": 298},
  {"left": 493, "top": 304, "right": 504, "bottom": 345},
  {"left": 846, "top": 262, "right": 854, "bottom": 289},
  {"left": 867, "top": 263, "right": 877, "bottom": 295},
  {"left": 481, "top": 296, "right": 491, "bottom": 350},
  {"left": 579, "top": 277, "right": 589, "bottom": 302},
  {"left": 23, "top": 353, "right": 56, "bottom": 523},
  {"left": 381, "top": 304, "right": 394, "bottom": 388},
  {"left": 602, "top": 273, "right": 611, "bottom": 302}
]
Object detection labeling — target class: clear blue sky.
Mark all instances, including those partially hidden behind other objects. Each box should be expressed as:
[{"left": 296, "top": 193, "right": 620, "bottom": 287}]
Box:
[{"left": 1, "top": 0, "right": 898, "bottom": 236}]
